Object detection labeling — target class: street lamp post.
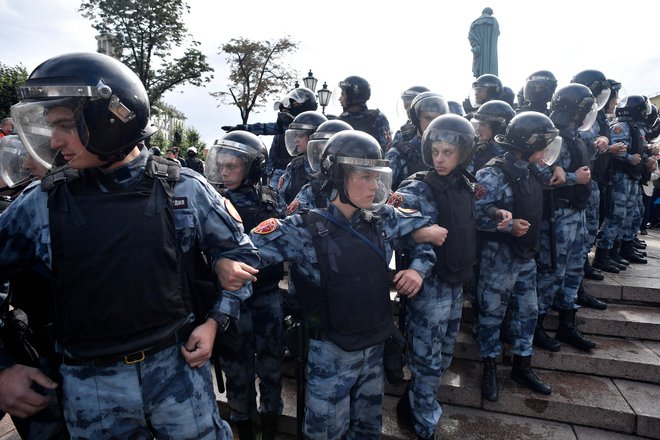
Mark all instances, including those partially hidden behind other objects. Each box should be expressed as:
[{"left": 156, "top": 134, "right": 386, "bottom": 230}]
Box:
[
  {"left": 317, "top": 82, "right": 332, "bottom": 115},
  {"left": 302, "top": 70, "right": 318, "bottom": 93}
]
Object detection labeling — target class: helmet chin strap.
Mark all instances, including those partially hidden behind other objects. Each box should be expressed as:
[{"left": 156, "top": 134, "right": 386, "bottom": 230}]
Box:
[{"left": 337, "top": 184, "right": 361, "bottom": 210}]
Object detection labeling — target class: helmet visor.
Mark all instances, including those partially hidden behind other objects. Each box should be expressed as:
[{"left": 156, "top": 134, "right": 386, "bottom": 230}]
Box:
[
  {"left": 578, "top": 103, "right": 598, "bottom": 131},
  {"left": 205, "top": 144, "right": 253, "bottom": 187},
  {"left": 340, "top": 159, "right": 392, "bottom": 210},
  {"left": 306, "top": 138, "right": 327, "bottom": 172},
  {"left": 0, "top": 135, "right": 32, "bottom": 187},
  {"left": 11, "top": 97, "right": 87, "bottom": 169},
  {"left": 285, "top": 128, "right": 311, "bottom": 156},
  {"left": 540, "top": 135, "right": 563, "bottom": 166},
  {"left": 594, "top": 88, "right": 611, "bottom": 111},
  {"left": 422, "top": 129, "right": 474, "bottom": 167}
]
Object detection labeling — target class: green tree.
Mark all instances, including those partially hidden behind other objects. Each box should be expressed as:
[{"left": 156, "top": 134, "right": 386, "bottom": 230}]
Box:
[
  {"left": 0, "top": 63, "right": 28, "bottom": 118},
  {"left": 171, "top": 124, "right": 184, "bottom": 148},
  {"left": 184, "top": 127, "right": 206, "bottom": 153},
  {"left": 79, "top": 0, "right": 214, "bottom": 106},
  {"left": 150, "top": 130, "right": 169, "bottom": 151},
  {"left": 212, "top": 37, "right": 298, "bottom": 124}
]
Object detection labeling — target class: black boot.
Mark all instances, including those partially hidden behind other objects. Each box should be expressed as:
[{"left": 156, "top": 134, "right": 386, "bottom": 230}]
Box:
[
  {"left": 236, "top": 420, "right": 255, "bottom": 440},
  {"left": 620, "top": 240, "right": 648, "bottom": 264},
  {"left": 633, "top": 236, "right": 647, "bottom": 248},
  {"left": 511, "top": 355, "right": 552, "bottom": 395},
  {"left": 481, "top": 357, "right": 498, "bottom": 401},
  {"left": 396, "top": 388, "right": 414, "bottom": 431},
  {"left": 591, "top": 247, "right": 620, "bottom": 273},
  {"left": 533, "top": 314, "right": 561, "bottom": 352},
  {"left": 610, "top": 241, "right": 629, "bottom": 267},
  {"left": 260, "top": 413, "right": 279, "bottom": 440},
  {"left": 576, "top": 282, "right": 607, "bottom": 310},
  {"left": 555, "top": 309, "right": 597, "bottom": 351},
  {"left": 583, "top": 258, "right": 604, "bottom": 280}
]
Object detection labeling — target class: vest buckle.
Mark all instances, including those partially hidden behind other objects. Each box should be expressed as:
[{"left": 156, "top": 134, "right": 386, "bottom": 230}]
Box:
[{"left": 124, "top": 351, "right": 146, "bottom": 364}]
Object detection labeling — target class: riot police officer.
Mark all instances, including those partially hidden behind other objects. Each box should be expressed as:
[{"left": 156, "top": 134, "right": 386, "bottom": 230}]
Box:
[
  {"left": 206, "top": 131, "right": 287, "bottom": 440},
  {"left": 392, "top": 86, "right": 431, "bottom": 146},
  {"left": 517, "top": 70, "right": 557, "bottom": 115},
  {"left": 0, "top": 52, "right": 259, "bottom": 439},
  {"left": 386, "top": 92, "right": 449, "bottom": 190},
  {"left": 466, "top": 73, "right": 503, "bottom": 115},
  {"left": 337, "top": 75, "right": 392, "bottom": 153},
  {"left": 475, "top": 112, "right": 559, "bottom": 401},
  {"left": 250, "top": 130, "right": 444, "bottom": 440},
  {"left": 393, "top": 114, "right": 479, "bottom": 440},
  {"left": 467, "top": 99, "right": 515, "bottom": 173}
]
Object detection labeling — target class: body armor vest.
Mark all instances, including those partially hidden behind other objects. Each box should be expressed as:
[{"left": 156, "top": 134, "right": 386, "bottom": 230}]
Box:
[
  {"left": 554, "top": 133, "right": 591, "bottom": 210},
  {"left": 394, "top": 140, "right": 426, "bottom": 189},
  {"left": 480, "top": 156, "right": 543, "bottom": 258},
  {"left": 612, "top": 122, "right": 644, "bottom": 179},
  {"left": 417, "top": 171, "right": 477, "bottom": 284},
  {"left": 290, "top": 209, "right": 392, "bottom": 351},
  {"left": 283, "top": 155, "right": 309, "bottom": 204}
]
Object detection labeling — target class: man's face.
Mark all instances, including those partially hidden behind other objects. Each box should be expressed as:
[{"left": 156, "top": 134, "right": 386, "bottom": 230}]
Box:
[
  {"left": 47, "top": 107, "right": 105, "bottom": 169},
  {"left": 431, "top": 142, "right": 460, "bottom": 176},
  {"left": 217, "top": 154, "right": 247, "bottom": 190},
  {"left": 419, "top": 112, "right": 443, "bottom": 135},
  {"left": 345, "top": 169, "right": 379, "bottom": 210},
  {"left": 1, "top": 120, "right": 13, "bottom": 135}
]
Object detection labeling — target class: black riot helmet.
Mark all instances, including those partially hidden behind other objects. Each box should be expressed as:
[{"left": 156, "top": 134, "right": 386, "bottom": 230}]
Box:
[
  {"left": 523, "top": 70, "right": 557, "bottom": 105},
  {"left": 549, "top": 84, "right": 597, "bottom": 131},
  {"left": 206, "top": 131, "right": 267, "bottom": 188},
  {"left": 472, "top": 100, "right": 515, "bottom": 136},
  {"left": 470, "top": 74, "right": 503, "bottom": 108},
  {"left": 421, "top": 114, "right": 477, "bottom": 168},
  {"left": 615, "top": 94, "right": 652, "bottom": 122},
  {"left": 571, "top": 69, "right": 611, "bottom": 110},
  {"left": 320, "top": 130, "right": 392, "bottom": 209},
  {"left": 339, "top": 76, "right": 371, "bottom": 106},
  {"left": 11, "top": 52, "right": 155, "bottom": 168},
  {"left": 447, "top": 101, "right": 466, "bottom": 116},
  {"left": 400, "top": 85, "right": 430, "bottom": 110},
  {"left": 284, "top": 111, "right": 327, "bottom": 156},
  {"left": 496, "top": 112, "right": 562, "bottom": 164},
  {"left": 646, "top": 104, "right": 658, "bottom": 128},
  {"left": 307, "top": 119, "right": 354, "bottom": 172},
  {"left": 408, "top": 92, "right": 449, "bottom": 133},
  {"left": 284, "top": 87, "right": 318, "bottom": 116},
  {"left": 501, "top": 86, "right": 516, "bottom": 107}
]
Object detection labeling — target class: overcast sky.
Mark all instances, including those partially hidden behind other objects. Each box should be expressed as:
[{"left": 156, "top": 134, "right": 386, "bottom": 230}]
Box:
[{"left": 4, "top": 0, "right": 660, "bottom": 147}]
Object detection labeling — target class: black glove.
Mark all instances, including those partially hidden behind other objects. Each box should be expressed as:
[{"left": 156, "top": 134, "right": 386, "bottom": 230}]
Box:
[
  {"left": 209, "top": 312, "right": 242, "bottom": 359},
  {"left": 221, "top": 124, "right": 247, "bottom": 133}
]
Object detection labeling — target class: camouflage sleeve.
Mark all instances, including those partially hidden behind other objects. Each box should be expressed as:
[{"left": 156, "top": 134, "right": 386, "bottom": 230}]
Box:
[
  {"left": 245, "top": 122, "right": 279, "bottom": 136},
  {"left": 249, "top": 215, "right": 315, "bottom": 268},
  {"left": 384, "top": 148, "right": 402, "bottom": 188},
  {"left": 474, "top": 167, "right": 509, "bottom": 232},
  {"left": 610, "top": 122, "right": 634, "bottom": 163}
]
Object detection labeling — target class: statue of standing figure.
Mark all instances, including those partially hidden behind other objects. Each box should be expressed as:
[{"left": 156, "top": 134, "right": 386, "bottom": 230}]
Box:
[{"left": 468, "top": 7, "right": 500, "bottom": 78}]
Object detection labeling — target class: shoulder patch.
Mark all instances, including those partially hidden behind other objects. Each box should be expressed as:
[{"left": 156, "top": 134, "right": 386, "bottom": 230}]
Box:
[
  {"left": 253, "top": 218, "right": 279, "bottom": 234},
  {"left": 224, "top": 198, "right": 242, "bottom": 223},
  {"left": 172, "top": 196, "right": 188, "bottom": 209},
  {"left": 473, "top": 183, "right": 487, "bottom": 200},
  {"left": 612, "top": 124, "right": 624, "bottom": 135},
  {"left": 387, "top": 192, "right": 404, "bottom": 208},
  {"left": 396, "top": 207, "right": 418, "bottom": 215},
  {"left": 286, "top": 199, "right": 300, "bottom": 216}
]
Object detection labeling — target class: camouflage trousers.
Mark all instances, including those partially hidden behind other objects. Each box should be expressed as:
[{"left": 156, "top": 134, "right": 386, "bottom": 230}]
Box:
[
  {"left": 596, "top": 172, "right": 636, "bottom": 248},
  {"left": 61, "top": 345, "right": 232, "bottom": 439},
  {"left": 220, "top": 287, "right": 284, "bottom": 420},
  {"left": 476, "top": 241, "right": 538, "bottom": 358},
  {"left": 537, "top": 207, "right": 587, "bottom": 314},
  {"left": 584, "top": 180, "right": 600, "bottom": 256},
  {"left": 405, "top": 278, "right": 463, "bottom": 439},
  {"left": 625, "top": 183, "right": 643, "bottom": 240},
  {"left": 303, "top": 339, "right": 385, "bottom": 440}
]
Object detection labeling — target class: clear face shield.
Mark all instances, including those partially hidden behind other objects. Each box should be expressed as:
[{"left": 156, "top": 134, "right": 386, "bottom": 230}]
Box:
[
  {"left": 469, "top": 86, "right": 489, "bottom": 109},
  {"left": 205, "top": 142, "right": 253, "bottom": 188},
  {"left": 539, "top": 134, "right": 563, "bottom": 166},
  {"left": 0, "top": 135, "right": 34, "bottom": 187},
  {"left": 307, "top": 134, "right": 329, "bottom": 172},
  {"left": 11, "top": 97, "right": 87, "bottom": 170},
  {"left": 339, "top": 158, "right": 392, "bottom": 211},
  {"left": 578, "top": 102, "right": 599, "bottom": 131},
  {"left": 594, "top": 87, "right": 611, "bottom": 111},
  {"left": 284, "top": 127, "right": 312, "bottom": 156}
]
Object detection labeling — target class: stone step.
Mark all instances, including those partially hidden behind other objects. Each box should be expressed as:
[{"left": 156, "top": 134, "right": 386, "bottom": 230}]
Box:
[
  {"left": 436, "top": 358, "right": 660, "bottom": 437},
  {"left": 461, "top": 302, "right": 660, "bottom": 342},
  {"left": 453, "top": 329, "right": 660, "bottom": 385}
]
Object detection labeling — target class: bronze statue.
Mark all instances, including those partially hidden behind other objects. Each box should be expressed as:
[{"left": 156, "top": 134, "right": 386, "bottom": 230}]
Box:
[{"left": 468, "top": 7, "right": 500, "bottom": 78}]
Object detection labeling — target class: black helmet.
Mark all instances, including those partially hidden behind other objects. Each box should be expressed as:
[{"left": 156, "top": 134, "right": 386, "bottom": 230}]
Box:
[
  {"left": 400, "top": 85, "right": 430, "bottom": 109},
  {"left": 320, "top": 130, "right": 391, "bottom": 209},
  {"left": 307, "top": 119, "right": 354, "bottom": 172},
  {"left": 284, "top": 87, "right": 318, "bottom": 116},
  {"left": 285, "top": 111, "right": 328, "bottom": 156},
  {"left": 501, "top": 86, "right": 515, "bottom": 107},
  {"left": 206, "top": 131, "right": 267, "bottom": 187},
  {"left": 408, "top": 92, "right": 449, "bottom": 132},
  {"left": 339, "top": 75, "right": 371, "bottom": 106},
  {"left": 187, "top": 146, "right": 198, "bottom": 158},
  {"left": 615, "top": 94, "right": 651, "bottom": 122},
  {"left": 523, "top": 70, "right": 557, "bottom": 104},
  {"left": 571, "top": 69, "right": 610, "bottom": 110},
  {"left": 11, "top": 52, "right": 155, "bottom": 167},
  {"left": 496, "top": 112, "right": 561, "bottom": 163},
  {"left": 472, "top": 100, "right": 515, "bottom": 136},
  {"left": 470, "top": 74, "right": 502, "bottom": 108},
  {"left": 646, "top": 104, "right": 658, "bottom": 128},
  {"left": 550, "top": 84, "right": 597, "bottom": 130},
  {"left": 447, "top": 101, "right": 466, "bottom": 116},
  {"left": 149, "top": 146, "right": 162, "bottom": 156},
  {"left": 421, "top": 114, "right": 476, "bottom": 168}
]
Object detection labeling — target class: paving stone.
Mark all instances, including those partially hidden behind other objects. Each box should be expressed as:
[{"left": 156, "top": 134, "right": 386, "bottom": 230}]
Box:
[
  {"left": 614, "top": 379, "right": 660, "bottom": 439},
  {"left": 574, "top": 425, "right": 645, "bottom": 439}
]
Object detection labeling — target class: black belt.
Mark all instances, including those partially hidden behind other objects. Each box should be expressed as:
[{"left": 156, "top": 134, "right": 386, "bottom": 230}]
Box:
[
  {"left": 62, "top": 332, "right": 181, "bottom": 367},
  {"left": 555, "top": 198, "right": 575, "bottom": 209}
]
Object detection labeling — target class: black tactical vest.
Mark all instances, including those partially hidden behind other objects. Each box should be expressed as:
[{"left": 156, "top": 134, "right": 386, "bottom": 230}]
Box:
[
  {"left": 283, "top": 156, "right": 309, "bottom": 204},
  {"left": 612, "top": 122, "right": 644, "bottom": 179},
  {"left": 393, "top": 140, "right": 427, "bottom": 189},
  {"left": 480, "top": 156, "right": 543, "bottom": 258},
  {"left": 47, "top": 164, "right": 189, "bottom": 359},
  {"left": 290, "top": 209, "right": 392, "bottom": 351},
  {"left": 554, "top": 133, "right": 591, "bottom": 210},
  {"left": 418, "top": 171, "right": 477, "bottom": 284}
]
